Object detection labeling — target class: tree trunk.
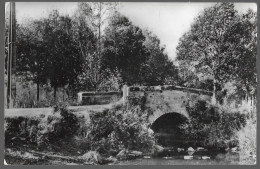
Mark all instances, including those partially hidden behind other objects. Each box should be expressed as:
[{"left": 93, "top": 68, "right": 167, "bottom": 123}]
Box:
[
  {"left": 54, "top": 86, "right": 57, "bottom": 101},
  {"left": 63, "top": 88, "right": 64, "bottom": 101},
  {"left": 37, "top": 82, "right": 40, "bottom": 101},
  {"left": 212, "top": 78, "right": 217, "bottom": 105}
]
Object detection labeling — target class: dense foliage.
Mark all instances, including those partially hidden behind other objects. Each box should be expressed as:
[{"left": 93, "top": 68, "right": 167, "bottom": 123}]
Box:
[
  {"left": 5, "top": 103, "right": 81, "bottom": 152},
  {"left": 87, "top": 104, "right": 156, "bottom": 154},
  {"left": 176, "top": 3, "right": 257, "bottom": 103},
  {"left": 182, "top": 100, "right": 247, "bottom": 150},
  {"left": 15, "top": 3, "right": 178, "bottom": 106}
]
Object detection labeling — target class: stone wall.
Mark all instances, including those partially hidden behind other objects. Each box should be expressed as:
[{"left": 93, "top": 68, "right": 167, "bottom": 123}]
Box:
[
  {"left": 126, "top": 85, "right": 212, "bottom": 123},
  {"left": 78, "top": 91, "right": 122, "bottom": 105}
]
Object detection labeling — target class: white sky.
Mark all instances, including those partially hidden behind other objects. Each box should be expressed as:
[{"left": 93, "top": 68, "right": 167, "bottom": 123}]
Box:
[{"left": 14, "top": 2, "right": 257, "bottom": 60}]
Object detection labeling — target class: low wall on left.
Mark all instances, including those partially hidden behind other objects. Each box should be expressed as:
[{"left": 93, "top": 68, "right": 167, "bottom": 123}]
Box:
[{"left": 77, "top": 91, "right": 122, "bottom": 105}]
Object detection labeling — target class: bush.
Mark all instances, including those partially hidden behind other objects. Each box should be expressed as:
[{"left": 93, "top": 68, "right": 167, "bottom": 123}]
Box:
[
  {"left": 182, "top": 100, "right": 247, "bottom": 150},
  {"left": 5, "top": 102, "right": 81, "bottom": 152},
  {"left": 5, "top": 116, "right": 41, "bottom": 147},
  {"left": 87, "top": 104, "right": 156, "bottom": 155},
  {"left": 36, "top": 102, "right": 80, "bottom": 149},
  {"left": 235, "top": 100, "right": 257, "bottom": 164}
]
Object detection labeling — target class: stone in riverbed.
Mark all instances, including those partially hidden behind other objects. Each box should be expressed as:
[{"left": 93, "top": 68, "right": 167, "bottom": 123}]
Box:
[
  {"left": 197, "top": 147, "right": 206, "bottom": 151},
  {"left": 129, "top": 151, "right": 143, "bottom": 157},
  {"left": 154, "top": 145, "right": 164, "bottom": 152},
  {"left": 202, "top": 156, "right": 210, "bottom": 160},
  {"left": 177, "top": 148, "right": 185, "bottom": 152},
  {"left": 107, "top": 156, "right": 117, "bottom": 162},
  {"left": 81, "top": 151, "right": 102, "bottom": 164},
  {"left": 184, "top": 155, "right": 193, "bottom": 159},
  {"left": 152, "top": 145, "right": 165, "bottom": 156},
  {"left": 187, "top": 147, "right": 195, "bottom": 152},
  {"left": 116, "top": 149, "right": 128, "bottom": 160}
]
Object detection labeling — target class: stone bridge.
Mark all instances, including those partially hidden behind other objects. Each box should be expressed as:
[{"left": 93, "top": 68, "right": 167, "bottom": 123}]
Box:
[
  {"left": 122, "top": 85, "right": 213, "bottom": 124},
  {"left": 5, "top": 85, "right": 213, "bottom": 128}
]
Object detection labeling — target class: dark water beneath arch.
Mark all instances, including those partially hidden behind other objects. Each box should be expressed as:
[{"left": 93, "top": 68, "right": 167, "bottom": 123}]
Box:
[{"left": 124, "top": 113, "right": 240, "bottom": 165}]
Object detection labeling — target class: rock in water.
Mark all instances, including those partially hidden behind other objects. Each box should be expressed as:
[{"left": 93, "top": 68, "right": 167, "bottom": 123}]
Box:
[
  {"left": 116, "top": 149, "right": 128, "bottom": 160},
  {"left": 106, "top": 156, "right": 117, "bottom": 162},
  {"left": 202, "top": 156, "right": 211, "bottom": 160},
  {"left": 184, "top": 156, "right": 193, "bottom": 159},
  {"left": 187, "top": 147, "right": 195, "bottom": 152},
  {"left": 197, "top": 147, "right": 206, "bottom": 151},
  {"left": 101, "top": 156, "right": 118, "bottom": 164},
  {"left": 177, "top": 148, "right": 185, "bottom": 152},
  {"left": 81, "top": 151, "right": 102, "bottom": 164},
  {"left": 155, "top": 145, "right": 164, "bottom": 152},
  {"left": 129, "top": 151, "right": 143, "bottom": 157}
]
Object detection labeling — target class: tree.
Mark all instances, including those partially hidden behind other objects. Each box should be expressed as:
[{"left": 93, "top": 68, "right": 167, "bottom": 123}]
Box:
[
  {"left": 75, "top": 2, "right": 118, "bottom": 90},
  {"left": 16, "top": 20, "right": 48, "bottom": 101},
  {"left": 71, "top": 7, "right": 98, "bottom": 92},
  {"left": 102, "top": 12, "right": 148, "bottom": 85},
  {"left": 176, "top": 3, "right": 256, "bottom": 103},
  {"left": 223, "top": 9, "right": 257, "bottom": 100},
  {"left": 41, "top": 10, "right": 84, "bottom": 99},
  {"left": 142, "top": 30, "right": 179, "bottom": 86}
]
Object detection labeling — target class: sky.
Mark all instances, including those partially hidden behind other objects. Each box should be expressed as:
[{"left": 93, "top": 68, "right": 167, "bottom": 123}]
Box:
[{"left": 12, "top": 2, "right": 257, "bottom": 60}]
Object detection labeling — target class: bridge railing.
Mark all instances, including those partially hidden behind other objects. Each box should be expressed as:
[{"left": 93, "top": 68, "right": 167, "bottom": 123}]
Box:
[
  {"left": 122, "top": 85, "right": 213, "bottom": 105},
  {"left": 126, "top": 85, "right": 213, "bottom": 95}
]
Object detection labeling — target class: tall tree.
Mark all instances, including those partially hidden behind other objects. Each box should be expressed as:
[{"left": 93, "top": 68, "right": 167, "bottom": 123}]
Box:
[
  {"left": 75, "top": 2, "right": 118, "bottom": 90},
  {"left": 102, "top": 12, "right": 148, "bottom": 85},
  {"left": 41, "top": 10, "right": 84, "bottom": 99},
  {"left": 142, "top": 30, "right": 179, "bottom": 86},
  {"left": 71, "top": 7, "right": 97, "bottom": 92},
  {"left": 176, "top": 3, "right": 253, "bottom": 103},
  {"left": 16, "top": 20, "right": 48, "bottom": 101},
  {"left": 223, "top": 9, "right": 257, "bottom": 100}
]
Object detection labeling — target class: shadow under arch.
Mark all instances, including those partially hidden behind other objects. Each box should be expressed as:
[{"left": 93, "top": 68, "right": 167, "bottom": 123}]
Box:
[{"left": 150, "top": 112, "right": 189, "bottom": 147}]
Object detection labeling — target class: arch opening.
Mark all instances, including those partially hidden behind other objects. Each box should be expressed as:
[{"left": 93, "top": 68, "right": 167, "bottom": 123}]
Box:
[{"left": 150, "top": 112, "right": 189, "bottom": 147}]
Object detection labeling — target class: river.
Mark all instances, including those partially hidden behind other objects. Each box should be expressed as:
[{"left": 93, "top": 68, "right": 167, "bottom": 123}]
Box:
[{"left": 115, "top": 150, "right": 240, "bottom": 165}]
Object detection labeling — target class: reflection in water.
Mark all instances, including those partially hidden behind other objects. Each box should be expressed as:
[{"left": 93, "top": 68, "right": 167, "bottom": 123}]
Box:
[{"left": 116, "top": 151, "right": 240, "bottom": 165}]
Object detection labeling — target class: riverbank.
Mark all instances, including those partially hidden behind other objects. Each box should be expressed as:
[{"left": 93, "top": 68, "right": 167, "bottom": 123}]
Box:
[{"left": 4, "top": 101, "right": 256, "bottom": 165}]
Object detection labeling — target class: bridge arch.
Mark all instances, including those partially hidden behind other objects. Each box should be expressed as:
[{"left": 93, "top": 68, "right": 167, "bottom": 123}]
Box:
[
  {"left": 150, "top": 112, "right": 189, "bottom": 147},
  {"left": 148, "top": 109, "right": 189, "bottom": 125}
]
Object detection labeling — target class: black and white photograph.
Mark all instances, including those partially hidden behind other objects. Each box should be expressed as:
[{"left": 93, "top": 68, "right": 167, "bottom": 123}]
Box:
[{"left": 4, "top": 1, "right": 257, "bottom": 165}]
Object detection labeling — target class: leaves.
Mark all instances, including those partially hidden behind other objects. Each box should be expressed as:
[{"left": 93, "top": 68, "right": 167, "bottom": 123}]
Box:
[{"left": 176, "top": 2, "right": 256, "bottom": 101}]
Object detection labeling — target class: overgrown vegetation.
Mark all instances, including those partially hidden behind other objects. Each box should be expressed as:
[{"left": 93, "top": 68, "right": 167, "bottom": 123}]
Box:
[
  {"left": 181, "top": 100, "right": 248, "bottom": 150},
  {"left": 86, "top": 103, "right": 156, "bottom": 156},
  {"left": 5, "top": 103, "right": 84, "bottom": 154},
  {"left": 5, "top": 102, "right": 156, "bottom": 161}
]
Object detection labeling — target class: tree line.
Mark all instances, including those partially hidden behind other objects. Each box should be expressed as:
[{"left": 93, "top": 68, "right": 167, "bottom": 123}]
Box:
[
  {"left": 15, "top": 2, "right": 256, "bottom": 104},
  {"left": 16, "top": 2, "right": 178, "bottom": 101}
]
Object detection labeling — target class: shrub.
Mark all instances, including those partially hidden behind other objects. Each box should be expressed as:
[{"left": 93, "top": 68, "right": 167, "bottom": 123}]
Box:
[
  {"left": 87, "top": 104, "right": 156, "bottom": 155},
  {"left": 182, "top": 100, "right": 247, "bottom": 150},
  {"left": 235, "top": 100, "right": 257, "bottom": 164},
  {"left": 5, "top": 116, "right": 41, "bottom": 147},
  {"left": 5, "top": 102, "right": 81, "bottom": 152},
  {"left": 36, "top": 102, "right": 80, "bottom": 149}
]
